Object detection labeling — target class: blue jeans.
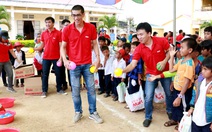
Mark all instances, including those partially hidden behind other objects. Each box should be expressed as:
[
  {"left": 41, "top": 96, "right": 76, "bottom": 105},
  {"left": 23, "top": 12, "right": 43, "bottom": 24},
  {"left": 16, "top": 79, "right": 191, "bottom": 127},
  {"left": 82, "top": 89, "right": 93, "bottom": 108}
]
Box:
[
  {"left": 70, "top": 64, "right": 96, "bottom": 114},
  {"left": 145, "top": 74, "right": 172, "bottom": 120},
  {"left": 42, "top": 59, "right": 62, "bottom": 92}
]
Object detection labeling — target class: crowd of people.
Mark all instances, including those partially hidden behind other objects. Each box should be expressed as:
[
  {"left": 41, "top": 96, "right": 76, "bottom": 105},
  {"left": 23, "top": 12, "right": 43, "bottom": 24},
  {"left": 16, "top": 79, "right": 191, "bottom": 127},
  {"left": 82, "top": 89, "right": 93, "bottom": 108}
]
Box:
[{"left": 1, "top": 4, "right": 212, "bottom": 131}]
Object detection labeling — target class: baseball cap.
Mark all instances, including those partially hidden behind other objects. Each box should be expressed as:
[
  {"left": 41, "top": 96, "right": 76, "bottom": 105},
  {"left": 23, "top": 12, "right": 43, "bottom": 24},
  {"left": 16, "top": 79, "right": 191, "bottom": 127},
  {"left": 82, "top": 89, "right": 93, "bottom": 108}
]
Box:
[
  {"left": 119, "top": 37, "right": 127, "bottom": 43},
  {"left": 118, "top": 49, "right": 126, "bottom": 57},
  {"left": 0, "top": 30, "right": 10, "bottom": 40}
]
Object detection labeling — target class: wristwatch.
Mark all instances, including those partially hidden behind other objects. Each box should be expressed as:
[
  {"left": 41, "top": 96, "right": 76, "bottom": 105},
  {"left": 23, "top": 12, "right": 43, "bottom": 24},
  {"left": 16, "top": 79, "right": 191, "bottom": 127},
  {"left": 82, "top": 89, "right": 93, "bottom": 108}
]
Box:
[{"left": 177, "top": 94, "right": 183, "bottom": 98}]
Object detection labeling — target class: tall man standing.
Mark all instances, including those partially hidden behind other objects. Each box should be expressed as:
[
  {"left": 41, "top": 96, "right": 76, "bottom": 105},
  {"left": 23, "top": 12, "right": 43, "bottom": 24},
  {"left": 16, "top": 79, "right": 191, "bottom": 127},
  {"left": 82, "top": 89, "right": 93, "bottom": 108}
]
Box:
[
  {"left": 123, "top": 22, "right": 172, "bottom": 127},
  {"left": 60, "top": 5, "right": 103, "bottom": 124},
  {"left": 35, "top": 17, "right": 67, "bottom": 98}
]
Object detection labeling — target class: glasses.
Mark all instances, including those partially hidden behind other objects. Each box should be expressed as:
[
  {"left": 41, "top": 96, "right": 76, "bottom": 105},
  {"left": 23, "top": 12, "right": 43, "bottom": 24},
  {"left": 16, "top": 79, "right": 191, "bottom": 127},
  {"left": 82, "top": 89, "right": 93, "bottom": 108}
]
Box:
[{"left": 71, "top": 14, "right": 82, "bottom": 18}]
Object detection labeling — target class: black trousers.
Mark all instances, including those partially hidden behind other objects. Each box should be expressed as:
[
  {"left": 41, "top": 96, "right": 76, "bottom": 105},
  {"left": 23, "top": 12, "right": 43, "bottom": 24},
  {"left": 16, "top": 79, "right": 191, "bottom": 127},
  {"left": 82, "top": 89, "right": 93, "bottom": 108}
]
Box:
[
  {"left": 105, "top": 74, "right": 112, "bottom": 94},
  {"left": 98, "top": 69, "right": 105, "bottom": 92}
]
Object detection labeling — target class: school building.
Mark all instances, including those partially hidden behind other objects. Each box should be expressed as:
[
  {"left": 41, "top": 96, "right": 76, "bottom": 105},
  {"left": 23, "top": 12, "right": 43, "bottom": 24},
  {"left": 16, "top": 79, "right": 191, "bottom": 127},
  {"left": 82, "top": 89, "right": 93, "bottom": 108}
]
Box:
[{"left": 1, "top": 0, "right": 120, "bottom": 40}]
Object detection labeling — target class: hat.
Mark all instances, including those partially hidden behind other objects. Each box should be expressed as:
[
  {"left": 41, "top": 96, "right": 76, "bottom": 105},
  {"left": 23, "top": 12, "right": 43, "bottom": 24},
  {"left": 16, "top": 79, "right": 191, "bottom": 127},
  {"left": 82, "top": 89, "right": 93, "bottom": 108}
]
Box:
[
  {"left": 120, "top": 31, "right": 127, "bottom": 35},
  {"left": 118, "top": 49, "right": 126, "bottom": 57},
  {"left": 13, "top": 42, "right": 24, "bottom": 48},
  {"left": 119, "top": 37, "right": 127, "bottom": 43},
  {"left": 0, "top": 30, "right": 10, "bottom": 40}
]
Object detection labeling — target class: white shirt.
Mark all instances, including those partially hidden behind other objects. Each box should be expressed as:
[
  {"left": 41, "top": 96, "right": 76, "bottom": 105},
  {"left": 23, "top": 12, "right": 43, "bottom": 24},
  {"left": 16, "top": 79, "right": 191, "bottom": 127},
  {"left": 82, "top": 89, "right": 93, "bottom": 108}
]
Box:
[
  {"left": 192, "top": 79, "right": 212, "bottom": 126},
  {"left": 14, "top": 50, "right": 23, "bottom": 68},
  {"left": 111, "top": 58, "right": 126, "bottom": 78},
  {"left": 35, "top": 52, "right": 43, "bottom": 64},
  {"left": 104, "top": 55, "right": 115, "bottom": 75},
  {"left": 92, "top": 48, "right": 104, "bottom": 70}
]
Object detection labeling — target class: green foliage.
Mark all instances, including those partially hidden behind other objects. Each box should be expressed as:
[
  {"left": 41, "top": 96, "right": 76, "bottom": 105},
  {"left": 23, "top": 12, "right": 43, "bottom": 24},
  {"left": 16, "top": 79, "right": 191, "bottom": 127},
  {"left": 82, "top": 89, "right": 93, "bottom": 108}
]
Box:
[
  {"left": 200, "top": 20, "right": 212, "bottom": 29},
  {"left": 16, "top": 34, "right": 25, "bottom": 40},
  {"left": 98, "top": 15, "right": 118, "bottom": 32},
  {"left": 0, "top": 5, "right": 11, "bottom": 30},
  {"left": 10, "top": 40, "right": 35, "bottom": 47}
]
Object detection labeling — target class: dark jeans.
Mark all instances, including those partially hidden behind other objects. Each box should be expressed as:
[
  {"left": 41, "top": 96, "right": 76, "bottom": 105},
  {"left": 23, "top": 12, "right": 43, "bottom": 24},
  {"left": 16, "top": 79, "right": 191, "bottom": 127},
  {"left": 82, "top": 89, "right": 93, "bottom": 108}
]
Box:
[
  {"left": 61, "top": 65, "right": 67, "bottom": 86},
  {"left": 98, "top": 69, "right": 105, "bottom": 92},
  {"left": 105, "top": 74, "right": 112, "bottom": 94},
  {"left": 42, "top": 59, "right": 62, "bottom": 92},
  {"left": 128, "top": 78, "right": 139, "bottom": 94},
  {"left": 0, "top": 61, "right": 13, "bottom": 88},
  {"left": 172, "top": 88, "right": 193, "bottom": 122},
  {"left": 112, "top": 78, "right": 121, "bottom": 97},
  {"left": 2, "top": 69, "right": 7, "bottom": 84},
  {"left": 192, "top": 121, "right": 211, "bottom": 132}
]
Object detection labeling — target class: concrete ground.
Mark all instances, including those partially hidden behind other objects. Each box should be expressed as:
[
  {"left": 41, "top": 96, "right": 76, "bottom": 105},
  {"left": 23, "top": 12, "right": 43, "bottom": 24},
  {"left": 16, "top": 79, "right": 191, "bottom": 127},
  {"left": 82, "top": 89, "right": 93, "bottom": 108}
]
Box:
[{"left": 0, "top": 57, "right": 176, "bottom": 132}]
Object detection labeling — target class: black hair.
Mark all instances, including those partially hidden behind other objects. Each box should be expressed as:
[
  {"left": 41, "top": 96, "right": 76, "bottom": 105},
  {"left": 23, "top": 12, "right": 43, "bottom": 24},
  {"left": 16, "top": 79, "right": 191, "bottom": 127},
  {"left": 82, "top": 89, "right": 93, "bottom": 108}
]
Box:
[
  {"left": 62, "top": 19, "right": 70, "bottom": 25},
  {"left": 132, "top": 34, "right": 138, "bottom": 40},
  {"left": 45, "top": 17, "right": 55, "bottom": 23},
  {"left": 136, "top": 22, "right": 152, "bottom": 34},
  {"left": 202, "top": 56, "right": 212, "bottom": 70},
  {"left": 101, "top": 45, "right": 109, "bottom": 52},
  {"left": 72, "top": 5, "right": 84, "bottom": 14},
  {"left": 200, "top": 40, "right": 212, "bottom": 54},
  {"left": 131, "top": 41, "right": 140, "bottom": 46},
  {"left": 106, "top": 38, "right": 111, "bottom": 46},
  {"left": 98, "top": 36, "right": 106, "bottom": 42},
  {"left": 123, "top": 43, "right": 131, "bottom": 50},
  {"left": 163, "top": 32, "right": 168, "bottom": 37},
  {"left": 181, "top": 38, "right": 197, "bottom": 53},
  {"left": 179, "top": 29, "right": 183, "bottom": 33},
  {"left": 153, "top": 31, "right": 158, "bottom": 36},
  {"left": 194, "top": 44, "right": 201, "bottom": 55},
  {"left": 204, "top": 26, "right": 212, "bottom": 34},
  {"left": 190, "top": 34, "right": 198, "bottom": 40}
]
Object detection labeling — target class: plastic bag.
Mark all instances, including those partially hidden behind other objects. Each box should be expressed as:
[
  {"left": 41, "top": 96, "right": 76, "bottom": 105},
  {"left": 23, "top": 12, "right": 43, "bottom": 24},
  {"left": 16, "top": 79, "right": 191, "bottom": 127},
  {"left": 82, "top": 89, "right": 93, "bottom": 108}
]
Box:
[
  {"left": 154, "top": 82, "right": 166, "bottom": 103},
  {"left": 94, "top": 73, "right": 99, "bottom": 89},
  {"left": 117, "top": 82, "right": 126, "bottom": 103},
  {"left": 125, "top": 85, "right": 145, "bottom": 112},
  {"left": 178, "top": 112, "right": 191, "bottom": 132}
]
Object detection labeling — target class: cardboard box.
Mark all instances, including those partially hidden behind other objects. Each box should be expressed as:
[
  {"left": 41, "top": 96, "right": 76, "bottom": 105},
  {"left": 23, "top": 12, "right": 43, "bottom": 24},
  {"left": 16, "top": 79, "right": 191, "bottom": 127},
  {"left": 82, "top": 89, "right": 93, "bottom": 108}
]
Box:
[
  {"left": 14, "top": 64, "right": 34, "bottom": 79},
  {"left": 24, "top": 75, "right": 42, "bottom": 95}
]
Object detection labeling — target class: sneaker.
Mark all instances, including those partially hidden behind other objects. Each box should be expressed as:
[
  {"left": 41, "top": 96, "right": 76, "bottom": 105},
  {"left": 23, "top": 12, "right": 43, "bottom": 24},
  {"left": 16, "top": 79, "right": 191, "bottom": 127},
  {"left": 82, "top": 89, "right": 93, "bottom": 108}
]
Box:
[
  {"left": 104, "top": 93, "right": 110, "bottom": 98},
  {"left": 89, "top": 112, "right": 103, "bottom": 124},
  {"left": 41, "top": 92, "right": 47, "bottom": 98},
  {"left": 57, "top": 90, "right": 68, "bottom": 95},
  {"left": 113, "top": 96, "right": 118, "bottom": 101},
  {"left": 98, "top": 91, "right": 104, "bottom": 95},
  {"left": 73, "top": 112, "right": 82, "bottom": 123},
  {"left": 7, "top": 87, "right": 17, "bottom": 93},
  {"left": 143, "top": 119, "right": 152, "bottom": 127}
]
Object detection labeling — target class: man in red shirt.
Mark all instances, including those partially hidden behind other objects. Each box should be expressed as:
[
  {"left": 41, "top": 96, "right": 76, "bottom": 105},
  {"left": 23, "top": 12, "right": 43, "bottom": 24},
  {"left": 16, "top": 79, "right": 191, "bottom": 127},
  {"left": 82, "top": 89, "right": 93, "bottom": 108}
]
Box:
[
  {"left": 35, "top": 17, "right": 67, "bottom": 98},
  {"left": 0, "top": 30, "right": 20, "bottom": 93},
  {"left": 60, "top": 5, "right": 103, "bottom": 124},
  {"left": 176, "top": 29, "right": 184, "bottom": 42},
  {"left": 123, "top": 22, "right": 172, "bottom": 127}
]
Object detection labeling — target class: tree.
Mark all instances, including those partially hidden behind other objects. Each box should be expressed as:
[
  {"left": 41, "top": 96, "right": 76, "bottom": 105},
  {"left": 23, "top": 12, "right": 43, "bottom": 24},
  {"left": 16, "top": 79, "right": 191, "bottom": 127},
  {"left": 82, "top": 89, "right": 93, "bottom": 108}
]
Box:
[
  {"left": 98, "top": 15, "right": 118, "bottom": 32},
  {"left": 0, "top": 5, "right": 11, "bottom": 30},
  {"left": 200, "top": 20, "right": 212, "bottom": 29}
]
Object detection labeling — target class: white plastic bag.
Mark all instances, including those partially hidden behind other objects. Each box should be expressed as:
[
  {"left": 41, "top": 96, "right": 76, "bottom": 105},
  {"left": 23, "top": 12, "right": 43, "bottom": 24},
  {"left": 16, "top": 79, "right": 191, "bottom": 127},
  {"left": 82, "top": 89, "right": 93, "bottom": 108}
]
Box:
[
  {"left": 117, "top": 82, "right": 126, "bottom": 103},
  {"left": 178, "top": 112, "right": 191, "bottom": 132},
  {"left": 125, "top": 85, "right": 145, "bottom": 112},
  {"left": 94, "top": 73, "right": 99, "bottom": 89},
  {"left": 154, "top": 82, "right": 166, "bottom": 103}
]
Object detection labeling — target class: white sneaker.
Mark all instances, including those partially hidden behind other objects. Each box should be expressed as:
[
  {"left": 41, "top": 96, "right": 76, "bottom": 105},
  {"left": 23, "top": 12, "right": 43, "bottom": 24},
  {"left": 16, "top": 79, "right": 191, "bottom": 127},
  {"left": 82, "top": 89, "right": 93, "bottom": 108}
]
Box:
[
  {"left": 7, "top": 87, "right": 17, "bottom": 93},
  {"left": 73, "top": 112, "right": 82, "bottom": 123},
  {"left": 41, "top": 92, "right": 47, "bottom": 98},
  {"left": 89, "top": 112, "right": 103, "bottom": 124},
  {"left": 57, "top": 90, "right": 68, "bottom": 95}
]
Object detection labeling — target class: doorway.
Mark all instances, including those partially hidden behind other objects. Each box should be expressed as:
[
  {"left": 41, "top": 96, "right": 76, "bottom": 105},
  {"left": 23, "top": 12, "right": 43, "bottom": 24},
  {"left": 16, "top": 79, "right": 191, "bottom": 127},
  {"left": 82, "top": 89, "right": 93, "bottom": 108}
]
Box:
[{"left": 23, "top": 21, "right": 34, "bottom": 40}]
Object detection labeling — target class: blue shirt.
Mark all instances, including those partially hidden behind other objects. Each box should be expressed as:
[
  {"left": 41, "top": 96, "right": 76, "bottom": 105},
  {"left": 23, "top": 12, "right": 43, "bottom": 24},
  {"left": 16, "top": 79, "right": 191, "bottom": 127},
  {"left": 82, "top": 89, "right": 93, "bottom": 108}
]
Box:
[{"left": 128, "top": 55, "right": 143, "bottom": 80}]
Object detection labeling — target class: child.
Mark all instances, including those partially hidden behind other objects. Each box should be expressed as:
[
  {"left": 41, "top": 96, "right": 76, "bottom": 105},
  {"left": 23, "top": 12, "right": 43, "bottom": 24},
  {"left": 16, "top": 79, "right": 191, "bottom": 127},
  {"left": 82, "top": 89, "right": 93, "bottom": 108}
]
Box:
[
  {"left": 123, "top": 43, "right": 131, "bottom": 65},
  {"left": 200, "top": 40, "right": 212, "bottom": 58},
  {"left": 97, "top": 36, "right": 106, "bottom": 95},
  {"left": 165, "top": 38, "right": 197, "bottom": 130},
  {"left": 131, "top": 34, "right": 139, "bottom": 43},
  {"left": 117, "top": 37, "right": 126, "bottom": 50},
  {"left": 187, "top": 56, "right": 212, "bottom": 132},
  {"left": 111, "top": 49, "right": 126, "bottom": 101},
  {"left": 33, "top": 49, "right": 43, "bottom": 76},
  {"left": 127, "top": 42, "right": 143, "bottom": 95},
  {"left": 102, "top": 46, "right": 115, "bottom": 97},
  {"left": 14, "top": 42, "right": 26, "bottom": 87}
]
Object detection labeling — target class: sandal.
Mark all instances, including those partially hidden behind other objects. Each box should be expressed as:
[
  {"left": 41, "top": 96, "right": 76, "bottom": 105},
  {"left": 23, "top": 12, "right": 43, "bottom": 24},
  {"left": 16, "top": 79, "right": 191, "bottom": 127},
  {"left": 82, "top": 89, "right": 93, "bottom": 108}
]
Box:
[
  {"left": 164, "top": 120, "right": 178, "bottom": 127},
  {"left": 124, "top": 105, "right": 129, "bottom": 109},
  {"left": 174, "top": 125, "right": 179, "bottom": 130}
]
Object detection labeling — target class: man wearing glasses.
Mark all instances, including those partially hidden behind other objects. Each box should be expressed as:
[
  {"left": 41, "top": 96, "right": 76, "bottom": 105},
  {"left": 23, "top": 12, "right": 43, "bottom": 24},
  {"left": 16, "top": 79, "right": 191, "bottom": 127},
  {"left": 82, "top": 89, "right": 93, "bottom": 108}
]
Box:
[{"left": 60, "top": 5, "right": 103, "bottom": 124}]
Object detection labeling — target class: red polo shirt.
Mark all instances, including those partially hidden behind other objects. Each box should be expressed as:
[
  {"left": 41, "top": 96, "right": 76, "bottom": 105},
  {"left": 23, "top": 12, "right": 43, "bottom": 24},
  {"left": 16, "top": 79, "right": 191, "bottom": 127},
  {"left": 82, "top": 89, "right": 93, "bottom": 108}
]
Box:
[
  {"left": 133, "top": 37, "right": 170, "bottom": 75},
  {"left": 0, "top": 42, "right": 12, "bottom": 62},
  {"left": 41, "top": 28, "right": 61, "bottom": 60},
  {"left": 62, "top": 22, "right": 97, "bottom": 65},
  {"left": 176, "top": 34, "right": 183, "bottom": 41}
]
